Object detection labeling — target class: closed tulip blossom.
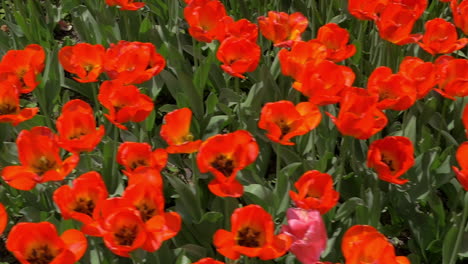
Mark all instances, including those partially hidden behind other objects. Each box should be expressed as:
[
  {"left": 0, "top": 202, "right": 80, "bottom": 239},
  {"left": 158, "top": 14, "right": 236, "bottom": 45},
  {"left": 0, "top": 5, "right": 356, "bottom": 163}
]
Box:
[
  {"left": 451, "top": 0, "right": 468, "bottom": 35},
  {"left": 452, "top": 142, "right": 468, "bottom": 191},
  {"left": 6, "top": 222, "right": 87, "bottom": 264},
  {"left": 417, "top": 18, "right": 468, "bottom": 55},
  {"left": 258, "top": 11, "right": 308, "bottom": 48},
  {"left": 56, "top": 99, "right": 105, "bottom": 153},
  {"left": 216, "top": 37, "right": 261, "bottom": 79},
  {"left": 367, "top": 136, "right": 415, "bottom": 184},
  {"left": 316, "top": 23, "right": 356, "bottom": 62},
  {"left": 258, "top": 101, "right": 322, "bottom": 145},
  {"left": 281, "top": 208, "right": 327, "bottom": 264},
  {"left": 105, "top": 0, "right": 145, "bottom": 10},
  {"left": 213, "top": 205, "right": 292, "bottom": 260},
  {"left": 375, "top": 3, "right": 422, "bottom": 45},
  {"left": 98, "top": 80, "right": 154, "bottom": 130},
  {"left": 184, "top": 0, "right": 228, "bottom": 42},
  {"left": 327, "top": 88, "right": 388, "bottom": 140},
  {"left": 160, "top": 108, "right": 203, "bottom": 153},
  {"left": 289, "top": 170, "right": 340, "bottom": 214}
]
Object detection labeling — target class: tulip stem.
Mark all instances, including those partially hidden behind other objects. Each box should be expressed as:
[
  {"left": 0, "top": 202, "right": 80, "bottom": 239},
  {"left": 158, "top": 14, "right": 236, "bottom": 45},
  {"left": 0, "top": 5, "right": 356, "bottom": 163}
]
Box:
[
  {"left": 276, "top": 143, "right": 281, "bottom": 176},
  {"left": 448, "top": 192, "right": 468, "bottom": 264}
]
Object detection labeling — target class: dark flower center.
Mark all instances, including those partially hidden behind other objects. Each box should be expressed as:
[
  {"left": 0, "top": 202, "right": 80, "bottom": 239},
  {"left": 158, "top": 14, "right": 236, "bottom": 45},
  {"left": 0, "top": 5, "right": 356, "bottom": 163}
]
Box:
[
  {"left": 73, "top": 197, "right": 95, "bottom": 217},
  {"left": 277, "top": 119, "right": 291, "bottom": 138},
  {"left": 0, "top": 102, "right": 16, "bottom": 115},
  {"left": 26, "top": 244, "right": 57, "bottom": 264},
  {"left": 136, "top": 203, "right": 156, "bottom": 222},
  {"left": 130, "top": 159, "right": 148, "bottom": 170},
  {"left": 211, "top": 155, "right": 234, "bottom": 177},
  {"left": 32, "top": 156, "right": 57, "bottom": 176},
  {"left": 114, "top": 225, "right": 138, "bottom": 246},
  {"left": 382, "top": 155, "right": 396, "bottom": 172},
  {"left": 236, "top": 227, "right": 262, "bottom": 248}
]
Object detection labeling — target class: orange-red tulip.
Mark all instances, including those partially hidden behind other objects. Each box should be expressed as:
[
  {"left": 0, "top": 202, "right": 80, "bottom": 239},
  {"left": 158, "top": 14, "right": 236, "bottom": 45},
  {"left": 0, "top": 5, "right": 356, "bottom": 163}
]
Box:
[
  {"left": 98, "top": 80, "right": 154, "bottom": 130},
  {"left": 398, "top": 56, "right": 437, "bottom": 99},
  {"left": 184, "top": 0, "right": 228, "bottom": 42},
  {"left": 451, "top": 0, "right": 468, "bottom": 35},
  {"left": 375, "top": 3, "right": 422, "bottom": 45},
  {"left": 258, "top": 11, "right": 308, "bottom": 48},
  {"left": 160, "top": 108, "right": 203, "bottom": 153},
  {"left": 0, "top": 79, "right": 38, "bottom": 125},
  {"left": 105, "top": 0, "right": 145, "bottom": 10},
  {"left": 347, "top": 0, "right": 389, "bottom": 20},
  {"left": 293, "top": 60, "right": 355, "bottom": 105},
  {"left": 1, "top": 126, "right": 79, "bottom": 190},
  {"left": 6, "top": 222, "right": 87, "bottom": 264},
  {"left": 213, "top": 205, "right": 292, "bottom": 260},
  {"left": 59, "top": 43, "right": 105, "bottom": 83},
  {"left": 327, "top": 88, "right": 388, "bottom": 140},
  {"left": 316, "top": 23, "right": 356, "bottom": 62},
  {"left": 289, "top": 170, "right": 340, "bottom": 214},
  {"left": 434, "top": 56, "right": 468, "bottom": 99},
  {"left": 395, "top": 0, "right": 428, "bottom": 19},
  {"left": 197, "top": 130, "right": 259, "bottom": 197},
  {"left": 258, "top": 101, "right": 322, "bottom": 145},
  {"left": 0, "top": 203, "right": 6, "bottom": 235},
  {"left": 418, "top": 18, "right": 468, "bottom": 55},
  {"left": 452, "top": 142, "right": 468, "bottom": 191},
  {"left": 220, "top": 18, "right": 258, "bottom": 43},
  {"left": 367, "top": 66, "right": 417, "bottom": 111},
  {"left": 104, "top": 41, "right": 165, "bottom": 85},
  {"left": 56, "top": 99, "right": 105, "bottom": 153},
  {"left": 216, "top": 37, "right": 260, "bottom": 79},
  {"left": 117, "top": 142, "right": 167, "bottom": 174},
  {"left": 342, "top": 225, "right": 410, "bottom": 264},
  {"left": 193, "top": 258, "right": 225, "bottom": 264},
  {"left": 53, "top": 171, "right": 109, "bottom": 236},
  {"left": 464, "top": 105, "right": 468, "bottom": 139},
  {"left": 0, "top": 44, "right": 45, "bottom": 93},
  {"left": 278, "top": 40, "right": 327, "bottom": 81},
  {"left": 367, "top": 136, "right": 414, "bottom": 184}
]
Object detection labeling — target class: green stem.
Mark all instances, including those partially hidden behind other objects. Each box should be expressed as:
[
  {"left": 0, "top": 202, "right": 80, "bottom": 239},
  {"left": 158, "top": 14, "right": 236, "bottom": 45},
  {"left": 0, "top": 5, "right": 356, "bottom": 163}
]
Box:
[
  {"left": 448, "top": 192, "right": 468, "bottom": 264},
  {"left": 276, "top": 143, "right": 281, "bottom": 176}
]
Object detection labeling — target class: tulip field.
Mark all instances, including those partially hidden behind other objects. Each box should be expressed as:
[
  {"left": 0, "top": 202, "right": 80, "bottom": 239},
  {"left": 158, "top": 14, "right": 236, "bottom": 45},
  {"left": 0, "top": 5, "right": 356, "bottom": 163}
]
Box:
[{"left": 1, "top": 0, "right": 468, "bottom": 263}]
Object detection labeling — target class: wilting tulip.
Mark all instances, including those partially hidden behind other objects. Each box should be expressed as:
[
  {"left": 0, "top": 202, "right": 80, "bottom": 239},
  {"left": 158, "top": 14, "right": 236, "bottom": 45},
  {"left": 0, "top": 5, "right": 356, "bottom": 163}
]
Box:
[
  {"left": 6, "top": 222, "right": 87, "bottom": 264},
  {"left": 0, "top": 44, "right": 45, "bottom": 93},
  {"left": 216, "top": 37, "right": 261, "bottom": 79},
  {"left": 197, "top": 130, "right": 259, "bottom": 197},
  {"left": 184, "top": 0, "right": 228, "bottom": 42},
  {"left": 281, "top": 208, "right": 327, "bottom": 264},
  {"left": 213, "top": 205, "right": 292, "bottom": 260},
  {"left": 160, "top": 108, "right": 203, "bottom": 153},
  {"left": 290, "top": 170, "right": 340, "bottom": 214},
  {"left": 452, "top": 142, "right": 468, "bottom": 191},
  {"left": 1, "top": 126, "right": 79, "bottom": 190},
  {"left": 316, "top": 23, "right": 356, "bottom": 62},
  {"left": 258, "top": 101, "right": 322, "bottom": 145},
  {"left": 367, "top": 136, "right": 414, "bottom": 184},
  {"left": 105, "top": 0, "right": 145, "bottom": 11},
  {"left": 417, "top": 18, "right": 468, "bottom": 55},
  {"left": 98, "top": 80, "right": 154, "bottom": 130},
  {"left": 56, "top": 99, "right": 105, "bottom": 153},
  {"left": 59, "top": 43, "right": 105, "bottom": 83},
  {"left": 258, "top": 11, "right": 308, "bottom": 48}
]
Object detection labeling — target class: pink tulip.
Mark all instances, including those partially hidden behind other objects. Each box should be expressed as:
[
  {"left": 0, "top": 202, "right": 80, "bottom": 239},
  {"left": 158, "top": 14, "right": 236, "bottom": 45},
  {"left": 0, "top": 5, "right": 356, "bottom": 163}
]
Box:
[{"left": 281, "top": 208, "right": 328, "bottom": 264}]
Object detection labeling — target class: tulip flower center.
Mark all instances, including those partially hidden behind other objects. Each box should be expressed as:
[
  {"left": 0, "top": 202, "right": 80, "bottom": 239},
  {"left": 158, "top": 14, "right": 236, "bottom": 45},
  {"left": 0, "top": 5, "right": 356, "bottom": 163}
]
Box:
[
  {"left": 68, "top": 130, "right": 88, "bottom": 140},
  {"left": 0, "top": 102, "right": 16, "bottom": 115},
  {"left": 235, "top": 226, "right": 263, "bottom": 247},
  {"left": 211, "top": 155, "right": 234, "bottom": 176},
  {"left": 114, "top": 225, "right": 138, "bottom": 246},
  {"left": 26, "top": 244, "right": 57, "bottom": 264},
  {"left": 73, "top": 197, "right": 95, "bottom": 216},
  {"left": 136, "top": 202, "right": 156, "bottom": 222},
  {"left": 130, "top": 159, "right": 149, "bottom": 170},
  {"left": 182, "top": 133, "right": 194, "bottom": 143},
  {"left": 32, "top": 156, "right": 57, "bottom": 175},
  {"left": 83, "top": 64, "right": 94, "bottom": 73},
  {"left": 381, "top": 154, "right": 397, "bottom": 172},
  {"left": 277, "top": 119, "right": 291, "bottom": 137}
]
